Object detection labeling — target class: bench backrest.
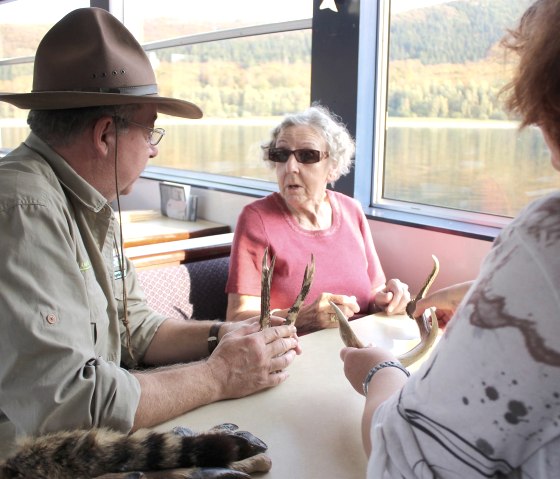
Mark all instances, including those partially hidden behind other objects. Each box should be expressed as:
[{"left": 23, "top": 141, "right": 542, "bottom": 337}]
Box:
[{"left": 136, "top": 256, "right": 230, "bottom": 321}]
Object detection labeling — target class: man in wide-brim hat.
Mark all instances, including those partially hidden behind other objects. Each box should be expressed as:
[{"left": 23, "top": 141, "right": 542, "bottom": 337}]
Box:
[{"left": 0, "top": 7, "right": 300, "bottom": 465}]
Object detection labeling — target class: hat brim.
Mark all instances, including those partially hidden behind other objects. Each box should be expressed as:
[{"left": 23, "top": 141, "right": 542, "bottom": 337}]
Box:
[{"left": 0, "top": 91, "right": 203, "bottom": 119}]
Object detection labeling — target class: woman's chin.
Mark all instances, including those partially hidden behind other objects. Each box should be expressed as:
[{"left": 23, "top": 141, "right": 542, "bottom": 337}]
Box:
[{"left": 282, "top": 192, "right": 305, "bottom": 207}]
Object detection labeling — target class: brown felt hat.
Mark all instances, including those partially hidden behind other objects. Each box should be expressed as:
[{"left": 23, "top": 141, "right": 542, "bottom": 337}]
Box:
[{"left": 0, "top": 7, "right": 202, "bottom": 119}]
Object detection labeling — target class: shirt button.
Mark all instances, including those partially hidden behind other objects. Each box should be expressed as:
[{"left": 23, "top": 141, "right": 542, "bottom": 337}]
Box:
[{"left": 46, "top": 313, "right": 58, "bottom": 325}]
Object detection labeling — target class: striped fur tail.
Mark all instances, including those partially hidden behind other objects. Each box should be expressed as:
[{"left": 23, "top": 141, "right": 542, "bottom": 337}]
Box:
[{"left": 0, "top": 424, "right": 267, "bottom": 479}]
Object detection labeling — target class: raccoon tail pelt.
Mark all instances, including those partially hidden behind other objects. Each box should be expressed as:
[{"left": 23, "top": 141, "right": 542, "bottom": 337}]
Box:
[{"left": 0, "top": 423, "right": 268, "bottom": 479}]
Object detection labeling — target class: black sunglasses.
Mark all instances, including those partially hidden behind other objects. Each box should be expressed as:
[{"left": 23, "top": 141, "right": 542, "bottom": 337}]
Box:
[{"left": 266, "top": 147, "right": 328, "bottom": 164}]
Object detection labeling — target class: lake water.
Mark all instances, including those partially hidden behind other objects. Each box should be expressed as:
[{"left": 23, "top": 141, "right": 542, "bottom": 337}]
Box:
[
  {"left": 1, "top": 118, "right": 558, "bottom": 218},
  {"left": 384, "top": 121, "right": 560, "bottom": 217}
]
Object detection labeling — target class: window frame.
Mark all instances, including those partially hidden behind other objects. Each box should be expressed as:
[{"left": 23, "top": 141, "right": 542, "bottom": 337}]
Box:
[
  {"left": 138, "top": 17, "right": 311, "bottom": 188},
  {"left": 354, "top": 0, "right": 502, "bottom": 240},
  {"left": 0, "top": 0, "right": 505, "bottom": 240},
  {"left": 140, "top": 0, "right": 501, "bottom": 240}
]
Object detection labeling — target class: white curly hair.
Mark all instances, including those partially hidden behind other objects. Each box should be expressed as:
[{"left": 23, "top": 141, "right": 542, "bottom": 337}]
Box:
[{"left": 262, "top": 103, "right": 355, "bottom": 183}]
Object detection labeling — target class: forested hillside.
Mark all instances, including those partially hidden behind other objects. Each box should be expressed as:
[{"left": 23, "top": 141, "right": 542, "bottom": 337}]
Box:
[
  {"left": 390, "top": 0, "right": 532, "bottom": 64},
  {"left": 387, "top": 0, "right": 533, "bottom": 120},
  {"left": 0, "top": 0, "right": 534, "bottom": 120},
  {"left": 154, "top": 30, "right": 311, "bottom": 117}
]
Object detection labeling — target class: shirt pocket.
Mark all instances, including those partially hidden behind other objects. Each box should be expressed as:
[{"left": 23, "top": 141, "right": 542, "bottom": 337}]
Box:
[
  {"left": 111, "top": 247, "right": 128, "bottom": 302},
  {"left": 80, "top": 261, "right": 109, "bottom": 347}
]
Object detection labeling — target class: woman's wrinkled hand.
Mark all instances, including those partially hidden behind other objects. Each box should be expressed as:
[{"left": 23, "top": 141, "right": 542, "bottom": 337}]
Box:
[
  {"left": 296, "top": 293, "right": 360, "bottom": 333},
  {"left": 373, "top": 279, "right": 410, "bottom": 315}
]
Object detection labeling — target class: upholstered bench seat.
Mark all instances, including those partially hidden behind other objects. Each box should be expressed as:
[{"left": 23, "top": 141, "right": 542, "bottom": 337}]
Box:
[{"left": 136, "top": 256, "right": 230, "bottom": 321}]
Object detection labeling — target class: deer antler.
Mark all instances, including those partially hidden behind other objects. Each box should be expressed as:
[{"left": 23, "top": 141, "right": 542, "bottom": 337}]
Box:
[
  {"left": 285, "top": 255, "right": 315, "bottom": 326},
  {"left": 332, "top": 255, "right": 440, "bottom": 368},
  {"left": 259, "top": 248, "right": 314, "bottom": 329},
  {"left": 406, "top": 254, "right": 440, "bottom": 319},
  {"left": 329, "top": 301, "right": 364, "bottom": 348},
  {"left": 396, "top": 308, "right": 439, "bottom": 367},
  {"left": 331, "top": 302, "right": 439, "bottom": 367},
  {"left": 398, "top": 254, "right": 440, "bottom": 366},
  {"left": 259, "top": 247, "right": 276, "bottom": 330}
]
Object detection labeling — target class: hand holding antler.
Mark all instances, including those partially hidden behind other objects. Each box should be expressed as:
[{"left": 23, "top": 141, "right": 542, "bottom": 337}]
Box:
[
  {"left": 259, "top": 247, "right": 315, "bottom": 330},
  {"left": 332, "top": 255, "right": 440, "bottom": 367},
  {"left": 285, "top": 256, "right": 315, "bottom": 326},
  {"left": 259, "top": 247, "right": 276, "bottom": 330}
]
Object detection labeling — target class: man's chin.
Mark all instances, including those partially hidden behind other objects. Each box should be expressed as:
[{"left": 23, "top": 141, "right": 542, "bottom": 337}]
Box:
[{"left": 120, "top": 184, "right": 134, "bottom": 196}]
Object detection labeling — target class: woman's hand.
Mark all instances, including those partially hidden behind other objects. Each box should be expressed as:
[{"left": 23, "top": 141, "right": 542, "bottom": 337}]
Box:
[
  {"left": 340, "top": 345, "right": 397, "bottom": 395},
  {"left": 296, "top": 293, "right": 360, "bottom": 334},
  {"left": 372, "top": 278, "right": 410, "bottom": 315}
]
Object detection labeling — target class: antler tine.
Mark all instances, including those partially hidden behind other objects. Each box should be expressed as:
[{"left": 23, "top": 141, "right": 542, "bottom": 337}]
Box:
[
  {"left": 285, "top": 255, "right": 315, "bottom": 326},
  {"left": 259, "top": 247, "right": 276, "bottom": 330},
  {"left": 333, "top": 301, "right": 439, "bottom": 367},
  {"left": 329, "top": 300, "right": 364, "bottom": 348},
  {"left": 405, "top": 254, "right": 440, "bottom": 319},
  {"left": 397, "top": 308, "right": 439, "bottom": 367},
  {"left": 334, "top": 255, "right": 440, "bottom": 368},
  {"left": 399, "top": 254, "right": 440, "bottom": 366}
]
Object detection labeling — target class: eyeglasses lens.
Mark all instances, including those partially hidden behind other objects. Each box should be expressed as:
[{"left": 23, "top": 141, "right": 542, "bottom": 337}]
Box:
[
  {"left": 268, "top": 148, "right": 321, "bottom": 164},
  {"left": 149, "top": 128, "right": 165, "bottom": 146}
]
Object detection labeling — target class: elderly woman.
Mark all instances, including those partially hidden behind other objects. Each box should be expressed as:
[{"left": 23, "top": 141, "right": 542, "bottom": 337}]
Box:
[
  {"left": 226, "top": 104, "right": 410, "bottom": 334},
  {"left": 341, "top": 1, "right": 560, "bottom": 477}
]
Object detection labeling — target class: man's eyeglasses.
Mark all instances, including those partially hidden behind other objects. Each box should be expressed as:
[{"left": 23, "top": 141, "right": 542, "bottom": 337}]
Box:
[
  {"left": 117, "top": 117, "right": 166, "bottom": 146},
  {"left": 266, "top": 147, "right": 328, "bottom": 164}
]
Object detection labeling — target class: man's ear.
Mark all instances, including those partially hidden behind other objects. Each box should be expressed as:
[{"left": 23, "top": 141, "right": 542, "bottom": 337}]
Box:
[{"left": 92, "top": 116, "right": 115, "bottom": 156}]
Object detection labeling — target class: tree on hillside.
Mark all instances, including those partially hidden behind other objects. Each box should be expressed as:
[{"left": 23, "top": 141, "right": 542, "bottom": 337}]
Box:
[{"left": 390, "top": 0, "right": 533, "bottom": 64}]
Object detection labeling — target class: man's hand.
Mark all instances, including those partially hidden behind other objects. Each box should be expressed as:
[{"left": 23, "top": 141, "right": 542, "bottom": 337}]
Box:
[
  {"left": 207, "top": 321, "right": 300, "bottom": 398},
  {"left": 219, "top": 315, "right": 289, "bottom": 337}
]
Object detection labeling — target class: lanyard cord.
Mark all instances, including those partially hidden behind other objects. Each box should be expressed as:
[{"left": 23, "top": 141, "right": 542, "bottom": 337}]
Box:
[{"left": 113, "top": 117, "right": 134, "bottom": 362}]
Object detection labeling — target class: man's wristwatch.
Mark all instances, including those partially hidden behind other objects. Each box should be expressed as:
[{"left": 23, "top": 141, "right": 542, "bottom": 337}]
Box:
[{"left": 208, "top": 322, "right": 222, "bottom": 354}]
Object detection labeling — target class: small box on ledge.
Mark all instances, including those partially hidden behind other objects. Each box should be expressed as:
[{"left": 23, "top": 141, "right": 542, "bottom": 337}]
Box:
[{"left": 159, "top": 181, "right": 198, "bottom": 222}]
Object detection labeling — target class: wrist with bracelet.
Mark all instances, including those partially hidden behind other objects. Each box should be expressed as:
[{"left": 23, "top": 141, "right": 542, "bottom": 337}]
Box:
[
  {"left": 362, "top": 360, "right": 410, "bottom": 395},
  {"left": 207, "top": 322, "right": 222, "bottom": 355}
]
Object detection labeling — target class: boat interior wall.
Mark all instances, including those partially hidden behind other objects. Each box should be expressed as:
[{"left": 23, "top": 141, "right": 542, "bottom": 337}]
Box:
[{"left": 119, "top": 178, "right": 492, "bottom": 293}]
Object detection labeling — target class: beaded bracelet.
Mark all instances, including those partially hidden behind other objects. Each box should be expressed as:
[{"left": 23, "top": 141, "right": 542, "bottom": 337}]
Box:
[
  {"left": 207, "top": 322, "right": 222, "bottom": 355},
  {"left": 362, "top": 360, "right": 410, "bottom": 395}
]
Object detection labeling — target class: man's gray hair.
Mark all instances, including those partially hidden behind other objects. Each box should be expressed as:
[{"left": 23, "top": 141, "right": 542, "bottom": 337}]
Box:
[{"left": 27, "top": 104, "right": 140, "bottom": 147}]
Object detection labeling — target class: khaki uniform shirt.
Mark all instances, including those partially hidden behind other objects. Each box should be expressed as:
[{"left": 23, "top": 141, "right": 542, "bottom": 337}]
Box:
[{"left": 0, "top": 133, "right": 167, "bottom": 458}]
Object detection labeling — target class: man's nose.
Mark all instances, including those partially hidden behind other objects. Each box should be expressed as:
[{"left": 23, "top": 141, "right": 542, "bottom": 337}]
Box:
[{"left": 149, "top": 144, "right": 159, "bottom": 158}]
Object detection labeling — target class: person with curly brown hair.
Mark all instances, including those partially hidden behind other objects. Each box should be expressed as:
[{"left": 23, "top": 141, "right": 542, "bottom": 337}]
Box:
[{"left": 341, "top": 1, "right": 560, "bottom": 476}]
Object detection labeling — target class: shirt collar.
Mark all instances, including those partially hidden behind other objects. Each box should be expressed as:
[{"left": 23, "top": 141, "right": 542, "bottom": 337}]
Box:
[{"left": 24, "top": 132, "right": 109, "bottom": 214}]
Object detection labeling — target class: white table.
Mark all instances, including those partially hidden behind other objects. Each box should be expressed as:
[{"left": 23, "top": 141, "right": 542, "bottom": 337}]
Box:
[{"left": 155, "top": 314, "right": 422, "bottom": 478}]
